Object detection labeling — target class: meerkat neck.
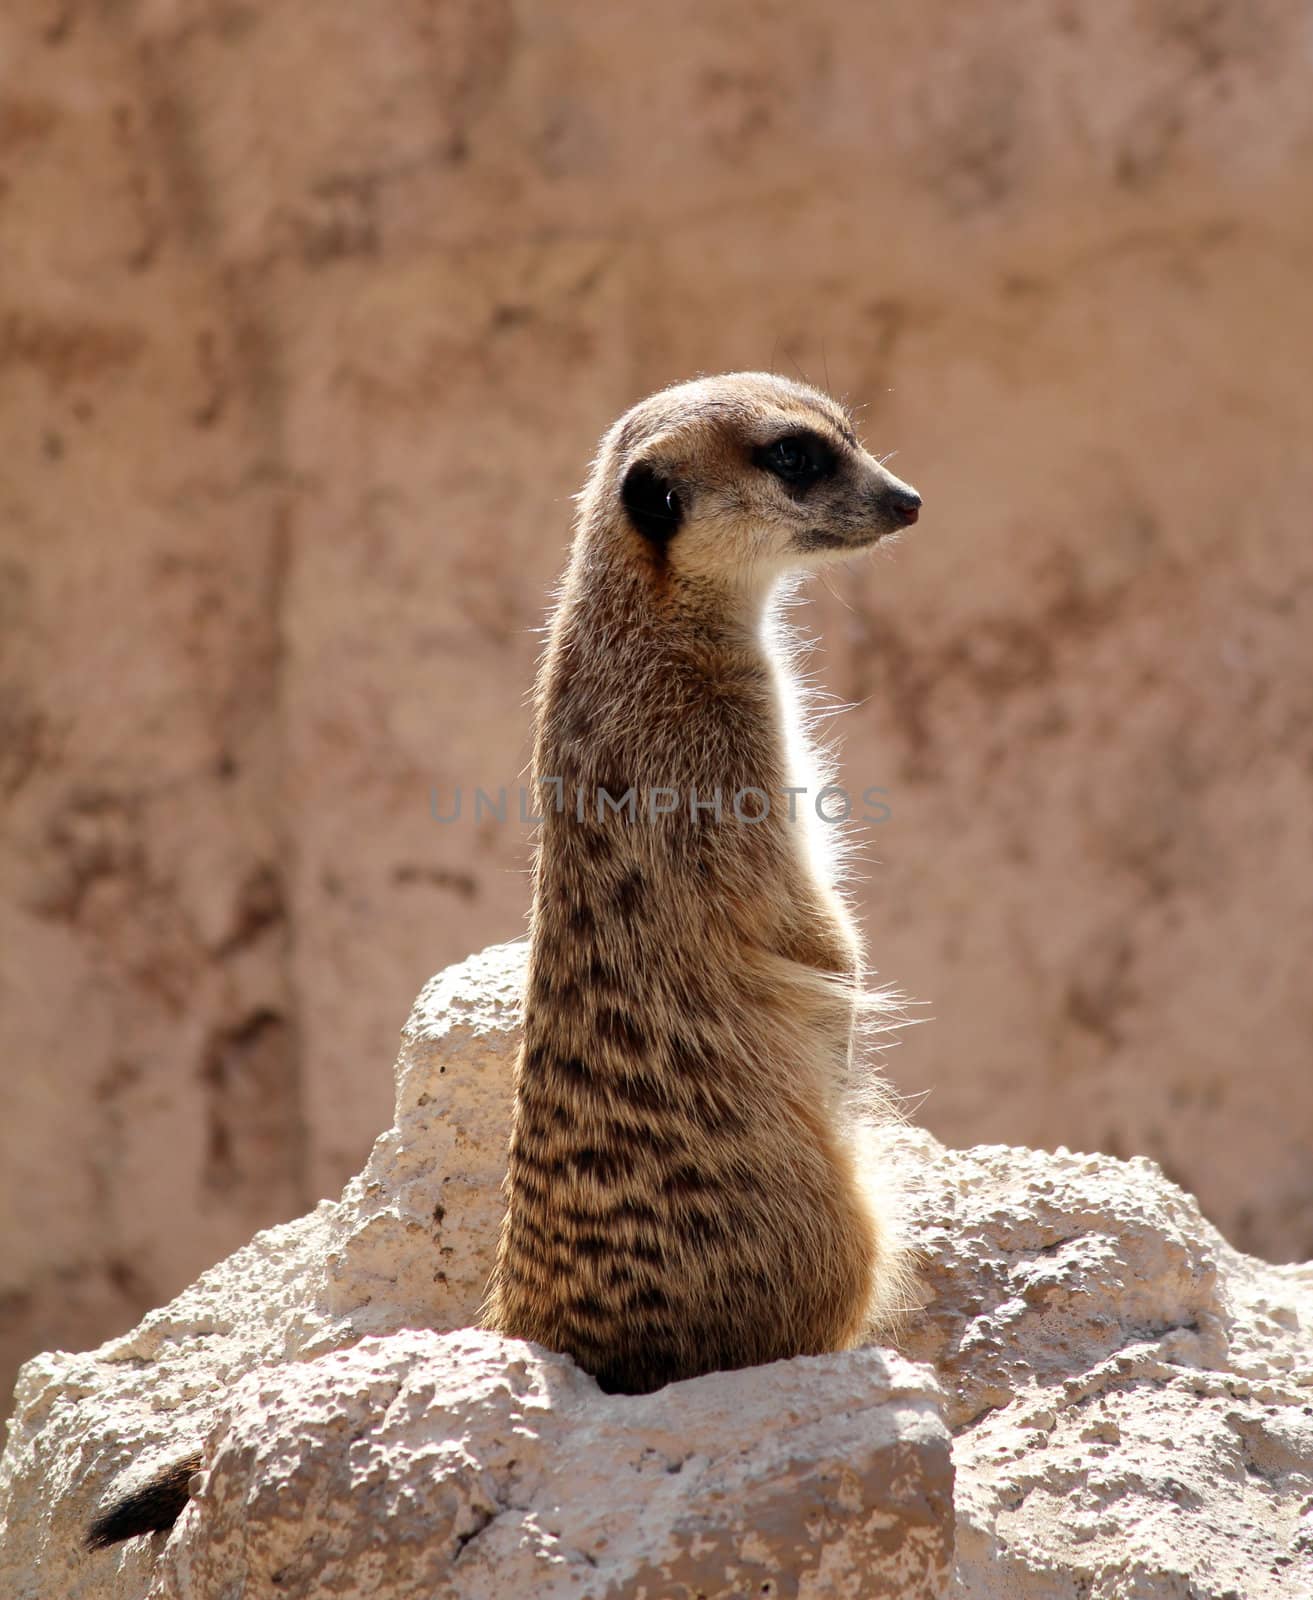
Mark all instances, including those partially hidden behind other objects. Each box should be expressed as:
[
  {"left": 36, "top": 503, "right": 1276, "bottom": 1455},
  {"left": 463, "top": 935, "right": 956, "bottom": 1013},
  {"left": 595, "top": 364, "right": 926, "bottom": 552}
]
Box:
[{"left": 567, "top": 541, "right": 782, "bottom": 665}]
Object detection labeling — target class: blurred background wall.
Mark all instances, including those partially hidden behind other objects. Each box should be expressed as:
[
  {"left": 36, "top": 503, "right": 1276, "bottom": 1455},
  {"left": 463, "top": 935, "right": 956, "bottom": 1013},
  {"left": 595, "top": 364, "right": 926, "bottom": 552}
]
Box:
[{"left": 2, "top": 0, "right": 1311, "bottom": 1408}]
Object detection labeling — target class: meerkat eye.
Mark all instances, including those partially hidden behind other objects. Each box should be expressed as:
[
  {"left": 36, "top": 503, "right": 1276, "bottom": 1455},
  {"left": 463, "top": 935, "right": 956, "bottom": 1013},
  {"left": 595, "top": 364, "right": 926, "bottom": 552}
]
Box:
[
  {"left": 753, "top": 431, "right": 837, "bottom": 489},
  {"left": 771, "top": 440, "right": 806, "bottom": 474}
]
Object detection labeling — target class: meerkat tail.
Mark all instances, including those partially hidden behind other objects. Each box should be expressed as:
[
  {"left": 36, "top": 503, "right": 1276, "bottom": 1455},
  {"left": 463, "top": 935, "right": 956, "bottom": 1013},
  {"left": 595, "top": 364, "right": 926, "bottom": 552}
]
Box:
[{"left": 85, "top": 1449, "right": 203, "bottom": 1551}]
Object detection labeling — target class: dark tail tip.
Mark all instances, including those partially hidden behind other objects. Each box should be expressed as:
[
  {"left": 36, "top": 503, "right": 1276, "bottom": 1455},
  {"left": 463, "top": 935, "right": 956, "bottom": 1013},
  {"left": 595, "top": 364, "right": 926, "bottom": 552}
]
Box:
[{"left": 85, "top": 1450, "right": 204, "bottom": 1552}]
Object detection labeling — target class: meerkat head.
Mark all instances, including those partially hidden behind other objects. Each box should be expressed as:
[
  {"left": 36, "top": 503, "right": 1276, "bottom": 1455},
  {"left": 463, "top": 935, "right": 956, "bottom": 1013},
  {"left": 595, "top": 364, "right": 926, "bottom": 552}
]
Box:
[{"left": 587, "top": 372, "right": 921, "bottom": 592}]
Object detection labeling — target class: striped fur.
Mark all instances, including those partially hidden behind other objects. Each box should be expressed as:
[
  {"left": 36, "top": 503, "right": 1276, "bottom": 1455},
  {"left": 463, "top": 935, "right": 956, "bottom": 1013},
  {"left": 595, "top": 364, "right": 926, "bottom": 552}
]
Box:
[{"left": 486, "top": 373, "right": 920, "bottom": 1393}]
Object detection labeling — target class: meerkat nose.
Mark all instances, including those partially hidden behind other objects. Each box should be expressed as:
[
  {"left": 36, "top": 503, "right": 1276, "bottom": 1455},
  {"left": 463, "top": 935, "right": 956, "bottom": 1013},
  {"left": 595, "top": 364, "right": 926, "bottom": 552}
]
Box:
[{"left": 887, "top": 486, "right": 922, "bottom": 525}]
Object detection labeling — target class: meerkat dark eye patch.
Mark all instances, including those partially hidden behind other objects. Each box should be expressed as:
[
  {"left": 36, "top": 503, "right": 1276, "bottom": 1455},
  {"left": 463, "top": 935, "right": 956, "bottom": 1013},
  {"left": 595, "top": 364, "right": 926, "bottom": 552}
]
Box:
[
  {"left": 622, "top": 461, "right": 684, "bottom": 548},
  {"left": 753, "top": 430, "right": 838, "bottom": 495}
]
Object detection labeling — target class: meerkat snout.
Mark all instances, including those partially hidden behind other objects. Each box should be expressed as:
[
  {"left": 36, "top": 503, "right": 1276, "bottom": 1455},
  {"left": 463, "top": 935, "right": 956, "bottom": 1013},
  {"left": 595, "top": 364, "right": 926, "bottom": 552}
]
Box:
[{"left": 881, "top": 481, "right": 922, "bottom": 526}]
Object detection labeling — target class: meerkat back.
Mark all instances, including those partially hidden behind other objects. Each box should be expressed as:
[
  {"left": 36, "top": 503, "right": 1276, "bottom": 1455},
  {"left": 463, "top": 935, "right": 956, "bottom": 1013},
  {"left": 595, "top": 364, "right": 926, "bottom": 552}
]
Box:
[{"left": 487, "top": 372, "right": 922, "bottom": 1393}]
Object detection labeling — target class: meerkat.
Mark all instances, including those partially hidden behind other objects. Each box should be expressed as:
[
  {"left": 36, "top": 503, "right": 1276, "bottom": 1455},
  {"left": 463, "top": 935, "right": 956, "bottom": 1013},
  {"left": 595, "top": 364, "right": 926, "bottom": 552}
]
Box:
[
  {"left": 84, "top": 371, "right": 921, "bottom": 1551},
  {"left": 484, "top": 371, "right": 920, "bottom": 1393}
]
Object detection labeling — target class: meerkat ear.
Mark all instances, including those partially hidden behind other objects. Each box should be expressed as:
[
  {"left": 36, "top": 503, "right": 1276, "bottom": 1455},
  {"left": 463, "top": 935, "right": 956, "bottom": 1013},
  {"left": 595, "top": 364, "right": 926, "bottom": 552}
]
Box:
[{"left": 621, "top": 460, "right": 684, "bottom": 548}]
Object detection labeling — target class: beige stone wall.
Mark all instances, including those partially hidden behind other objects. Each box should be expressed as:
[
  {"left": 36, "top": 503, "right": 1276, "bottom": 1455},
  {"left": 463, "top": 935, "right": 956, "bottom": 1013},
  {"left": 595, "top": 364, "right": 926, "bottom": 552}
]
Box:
[{"left": 2, "top": 0, "right": 1311, "bottom": 1405}]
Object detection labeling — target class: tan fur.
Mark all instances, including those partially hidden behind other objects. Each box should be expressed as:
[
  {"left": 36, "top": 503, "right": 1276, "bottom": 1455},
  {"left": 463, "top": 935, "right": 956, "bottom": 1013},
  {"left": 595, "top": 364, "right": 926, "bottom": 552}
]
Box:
[{"left": 485, "top": 372, "right": 921, "bottom": 1393}]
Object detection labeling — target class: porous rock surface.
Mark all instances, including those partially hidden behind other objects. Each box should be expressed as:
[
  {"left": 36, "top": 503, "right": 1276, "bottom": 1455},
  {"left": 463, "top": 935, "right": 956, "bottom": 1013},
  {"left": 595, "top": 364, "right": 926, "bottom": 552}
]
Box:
[
  {"left": 900, "top": 1143, "right": 1313, "bottom": 1598},
  {"left": 1, "top": 940, "right": 1310, "bottom": 1599},
  {"left": 155, "top": 1331, "right": 948, "bottom": 1600}
]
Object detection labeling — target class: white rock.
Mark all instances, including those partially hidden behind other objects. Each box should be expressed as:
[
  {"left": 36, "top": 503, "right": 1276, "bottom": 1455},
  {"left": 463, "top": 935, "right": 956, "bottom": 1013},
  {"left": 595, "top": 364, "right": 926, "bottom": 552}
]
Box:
[
  {"left": 1, "top": 939, "right": 1309, "bottom": 1600},
  {"left": 0, "top": 941, "right": 952, "bottom": 1599},
  {"left": 153, "top": 1330, "right": 950, "bottom": 1600},
  {"left": 895, "top": 1136, "right": 1313, "bottom": 1598}
]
